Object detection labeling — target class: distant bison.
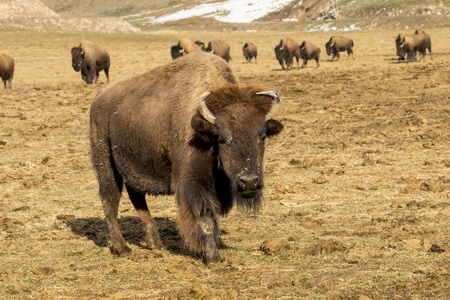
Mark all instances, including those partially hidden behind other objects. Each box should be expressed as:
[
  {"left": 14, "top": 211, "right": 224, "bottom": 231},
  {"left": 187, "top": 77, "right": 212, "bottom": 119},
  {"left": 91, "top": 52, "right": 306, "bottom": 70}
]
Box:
[
  {"left": 278, "top": 38, "right": 301, "bottom": 70},
  {"left": 170, "top": 38, "right": 202, "bottom": 60},
  {"left": 90, "top": 52, "right": 283, "bottom": 264},
  {"left": 398, "top": 29, "right": 432, "bottom": 63},
  {"left": 325, "top": 36, "right": 354, "bottom": 61},
  {"left": 395, "top": 32, "right": 410, "bottom": 61},
  {"left": 71, "top": 40, "right": 110, "bottom": 84},
  {"left": 299, "top": 41, "right": 321, "bottom": 68},
  {"left": 242, "top": 42, "right": 257, "bottom": 63},
  {"left": 205, "top": 40, "right": 231, "bottom": 62},
  {"left": 0, "top": 53, "right": 14, "bottom": 89}
]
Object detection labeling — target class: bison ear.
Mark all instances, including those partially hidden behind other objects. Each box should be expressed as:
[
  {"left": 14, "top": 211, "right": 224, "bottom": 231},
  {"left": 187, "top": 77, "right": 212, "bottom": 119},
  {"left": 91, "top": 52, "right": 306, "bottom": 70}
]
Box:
[
  {"left": 265, "top": 119, "right": 283, "bottom": 137},
  {"left": 189, "top": 113, "right": 218, "bottom": 150}
]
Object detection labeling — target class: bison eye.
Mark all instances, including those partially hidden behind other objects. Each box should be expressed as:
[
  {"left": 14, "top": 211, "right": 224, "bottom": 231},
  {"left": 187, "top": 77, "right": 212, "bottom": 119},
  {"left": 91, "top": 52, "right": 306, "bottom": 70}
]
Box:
[{"left": 218, "top": 135, "right": 232, "bottom": 146}]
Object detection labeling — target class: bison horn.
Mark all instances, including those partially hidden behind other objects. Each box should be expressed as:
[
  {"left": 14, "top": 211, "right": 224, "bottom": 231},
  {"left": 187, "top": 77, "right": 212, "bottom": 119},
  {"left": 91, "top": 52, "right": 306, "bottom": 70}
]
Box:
[
  {"left": 210, "top": 48, "right": 215, "bottom": 54},
  {"left": 179, "top": 47, "right": 185, "bottom": 53},
  {"left": 330, "top": 42, "right": 334, "bottom": 47},
  {"left": 256, "top": 91, "right": 281, "bottom": 121},
  {"left": 198, "top": 91, "right": 216, "bottom": 124}
]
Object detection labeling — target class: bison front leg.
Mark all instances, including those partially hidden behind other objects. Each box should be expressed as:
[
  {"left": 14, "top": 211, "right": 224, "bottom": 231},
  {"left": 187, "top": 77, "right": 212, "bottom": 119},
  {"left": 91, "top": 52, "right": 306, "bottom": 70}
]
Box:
[
  {"left": 126, "top": 184, "right": 163, "bottom": 250},
  {"left": 301, "top": 58, "right": 308, "bottom": 68},
  {"left": 177, "top": 185, "right": 222, "bottom": 264}
]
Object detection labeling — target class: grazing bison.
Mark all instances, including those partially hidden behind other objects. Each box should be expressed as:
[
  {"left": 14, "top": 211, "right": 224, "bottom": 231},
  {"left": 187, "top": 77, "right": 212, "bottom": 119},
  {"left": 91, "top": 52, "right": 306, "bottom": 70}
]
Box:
[
  {"left": 242, "top": 42, "right": 257, "bottom": 63},
  {"left": 71, "top": 41, "right": 110, "bottom": 84},
  {"left": 90, "top": 52, "right": 283, "bottom": 264},
  {"left": 325, "top": 36, "right": 354, "bottom": 61},
  {"left": 399, "top": 30, "right": 432, "bottom": 63},
  {"left": 278, "top": 38, "right": 301, "bottom": 70},
  {"left": 170, "top": 38, "right": 202, "bottom": 60},
  {"left": 205, "top": 40, "right": 231, "bottom": 62},
  {"left": 299, "top": 41, "right": 321, "bottom": 68},
  {"left": 395, "top": 32, "right": 410, "bottom": 61},
  {"left": 0, "top": 53, "right": 14, "bottom": 89}
]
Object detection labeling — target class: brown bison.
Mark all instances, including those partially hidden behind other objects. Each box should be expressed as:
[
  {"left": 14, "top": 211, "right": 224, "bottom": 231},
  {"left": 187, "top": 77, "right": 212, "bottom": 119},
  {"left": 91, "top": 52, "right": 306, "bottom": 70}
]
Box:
[
  {"left": 278, "top": 38, "right": 301, "bottom": 70},
  {"left": 170, "top": 38, "right": 203, "bottom": 60},
  {"left": 325, "top": 36, "right": 354, "bottom": 61},
  {"left": 89, "top": 52, "right": 283, "bottom": 264},
  {"left": 399, "top": 29, "right": 433, "bottom": 63},
  {"left": 242, "top": 42, "right": 257, "bottom": 63},
  {"left": 71, "top": 41, "right": 110, "bottom": 84},
  {"left": 299, "top": 41, "right": 321, "bottom": 68},
  {"left": 205, "top": 40, "right": 232, "bottom": 62},
  {"left": 0, "top": 53, "right": 14, "bottom": 89}
]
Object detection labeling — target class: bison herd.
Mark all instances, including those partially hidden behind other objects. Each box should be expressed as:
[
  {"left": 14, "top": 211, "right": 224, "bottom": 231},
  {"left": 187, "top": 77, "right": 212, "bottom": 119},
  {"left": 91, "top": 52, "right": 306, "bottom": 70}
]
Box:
[{"left": 0, "top": 28, "right": 435, "bottom": 264}]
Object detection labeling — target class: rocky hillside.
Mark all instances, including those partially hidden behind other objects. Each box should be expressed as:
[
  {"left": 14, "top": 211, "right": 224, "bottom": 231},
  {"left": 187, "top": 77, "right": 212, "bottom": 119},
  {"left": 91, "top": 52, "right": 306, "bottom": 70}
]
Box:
[{"left": 0, "top": 0, "right": 449, "bottom": 33}]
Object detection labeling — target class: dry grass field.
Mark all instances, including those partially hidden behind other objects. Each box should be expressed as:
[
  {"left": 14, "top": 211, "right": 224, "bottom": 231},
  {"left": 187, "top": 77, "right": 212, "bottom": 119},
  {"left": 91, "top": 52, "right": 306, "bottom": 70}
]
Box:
[{"left": 0, "top": 28, "right": 449, "bottom": 299}]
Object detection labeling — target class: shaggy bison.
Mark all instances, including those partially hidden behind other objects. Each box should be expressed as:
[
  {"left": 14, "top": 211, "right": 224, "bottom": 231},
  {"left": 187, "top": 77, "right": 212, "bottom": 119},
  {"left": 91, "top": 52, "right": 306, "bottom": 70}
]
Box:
[
  {"left": 0, "top": 53, "right": 14, "bottom": 89},
  {"left": 170, "top": 38, "right": 203, "bottom": 60},
  {"left": 278, "top": 38, "right": 301, "bottom": 70},
  {"left": 71, "top": 41, "right": 110, "bottom": 84},
  {"left": 398, "top": 29, "right": 432, "bottom": 63},
  {"left": 299, "top": 41, "right": 321, "bottom": 68},
  {"left": 205, "top": 40, "right": 232, "bottom": 62},
  {"left": 90, "top": 52, "right": 283, "bottom": 264},
  {"left": 325, "top": 36, "right": 354, "bottom": 61},
  {"left": 242, "top": 42, "right": 257, "bottom": 63}
]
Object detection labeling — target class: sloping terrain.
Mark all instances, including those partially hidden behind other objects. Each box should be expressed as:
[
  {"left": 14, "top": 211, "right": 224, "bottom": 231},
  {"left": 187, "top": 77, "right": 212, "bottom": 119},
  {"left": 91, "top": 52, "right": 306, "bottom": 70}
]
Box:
[{"left": 0, "top": 27, "right": 449, "bottom": 299}]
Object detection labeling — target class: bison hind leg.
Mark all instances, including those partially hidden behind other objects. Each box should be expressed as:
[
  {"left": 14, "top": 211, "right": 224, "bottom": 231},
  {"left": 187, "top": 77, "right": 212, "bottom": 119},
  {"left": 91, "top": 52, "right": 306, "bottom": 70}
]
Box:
[{"left": 126, "top": 184, "right": 163, "bottom": 250}]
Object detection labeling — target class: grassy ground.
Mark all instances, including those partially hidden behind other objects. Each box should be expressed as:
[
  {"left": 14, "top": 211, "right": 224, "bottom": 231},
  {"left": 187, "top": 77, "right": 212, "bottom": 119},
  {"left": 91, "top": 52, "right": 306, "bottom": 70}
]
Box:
[{"left": 0, "top": 28, "right": 449, "bottom": 299}]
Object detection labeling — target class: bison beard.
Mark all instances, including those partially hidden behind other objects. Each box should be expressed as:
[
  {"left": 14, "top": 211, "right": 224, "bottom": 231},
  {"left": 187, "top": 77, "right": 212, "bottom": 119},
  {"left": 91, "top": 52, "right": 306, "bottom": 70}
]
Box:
[{"left": 90, "top": 52, "right": 283, "bottom": 264}]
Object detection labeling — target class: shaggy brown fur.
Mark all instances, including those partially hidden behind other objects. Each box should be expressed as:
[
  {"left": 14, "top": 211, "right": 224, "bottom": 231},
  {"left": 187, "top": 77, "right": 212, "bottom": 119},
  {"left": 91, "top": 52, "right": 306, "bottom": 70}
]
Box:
[
  {"left": 90, "top": 52, "right": 283, "bottom": 263},
  {"left": 0, "top": 53, "right": 14, "bottom": 89},
  {"left": 325, "top": 36, "right": 354, "bottom": 61},
  {"left": 299, "top": 41, "right": 321, "bottom": 68},
  {"left": 278, "top": 38, "right": 301, "bottom": 70},
  {"left": 242, "top": 42, "right": 257, "bottom": 63},
  {"left": 71, "top": 40, "right": 110, "bottom": 84},
  {"left": 205, "top": 40, "right": 232, "bottom": 62}
]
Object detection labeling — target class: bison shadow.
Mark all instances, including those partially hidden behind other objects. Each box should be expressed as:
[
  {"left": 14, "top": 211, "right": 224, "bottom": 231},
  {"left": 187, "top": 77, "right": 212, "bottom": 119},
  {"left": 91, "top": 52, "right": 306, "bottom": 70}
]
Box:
[{"left": 65, "top": 216, "right": 230, "bottom": 258}]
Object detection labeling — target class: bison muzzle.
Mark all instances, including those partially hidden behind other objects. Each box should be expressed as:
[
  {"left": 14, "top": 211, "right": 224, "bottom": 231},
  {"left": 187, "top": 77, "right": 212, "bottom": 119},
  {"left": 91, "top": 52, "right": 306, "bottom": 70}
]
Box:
[{"left": 90, "top": 52, "right": 283, "bottom": 264}]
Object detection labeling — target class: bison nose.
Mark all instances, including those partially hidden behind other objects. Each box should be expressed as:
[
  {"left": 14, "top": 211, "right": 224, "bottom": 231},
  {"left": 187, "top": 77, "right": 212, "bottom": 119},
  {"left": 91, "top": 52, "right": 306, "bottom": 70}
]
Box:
[{"left": 237, "top": 171, "right": 261, "bottom": 191}]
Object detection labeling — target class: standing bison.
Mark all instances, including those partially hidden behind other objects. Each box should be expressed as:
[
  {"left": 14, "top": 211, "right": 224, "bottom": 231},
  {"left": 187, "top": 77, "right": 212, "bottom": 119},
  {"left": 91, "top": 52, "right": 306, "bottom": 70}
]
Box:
[
  {"left": 278, "top": 38, "right": 301, "bottom": 70},
  {"left": 0, "top": 53, "right": 14, "bottom": 89},
  {"left": 90, "top": 52, "right": 283, "bottom": 264},
  {"left": 325, "top": 36, "right": 354, "bottom": 61},
  {"left": 299, "top": 41, "right": 321, "bottom": 68},
  {"left": 398, "top": 29, "right": 432, "bottom": 63},
  {"left": 170, "top": 38, "right": 203, "bottom": 60},
  {"left": 242, "top": 42, "right": 257, "bottom": 63},
  {"left": 205, "top": 40, "right": 231, "bottom": 62},
  {"left": 71, "top": 41, "right": 110, "bottom": 84}
]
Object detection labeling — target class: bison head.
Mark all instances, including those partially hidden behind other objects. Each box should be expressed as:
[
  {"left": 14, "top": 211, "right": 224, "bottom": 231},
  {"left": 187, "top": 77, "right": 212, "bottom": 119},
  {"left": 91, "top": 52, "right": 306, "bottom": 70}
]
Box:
[
  {"left": 325, "top": 41, "right": 334, "bottom": 56},
  {"left": 170, "top": 45, "right": 185, "bottom": 60},
  {"left": 274, "top": 45, "right": 285, "bottom": 70},
  {"left": 71, "top": 46, "right": 85, "bottom": 72},
  {"left": 190, "top": 85, "right": 283, "bottom": 213}
]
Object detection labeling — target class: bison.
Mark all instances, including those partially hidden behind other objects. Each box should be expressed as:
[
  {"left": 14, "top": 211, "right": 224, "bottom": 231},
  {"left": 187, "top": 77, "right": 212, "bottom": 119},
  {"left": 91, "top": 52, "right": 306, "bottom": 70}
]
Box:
[
  {"left": 71, "top": 40, "right": 110, "bottom": 84},
  {"left": 399, "top": 30, "right": 433, "bottom": 63},
  {"left": 278, "top": 38, "right": 301, "bottom": 70},
  {"left": 0, "top": 53, "right": 14, "bottom": 89},
  {"left": 89, "top": 51, "right": 283, "bottom": 264},
  {"left": 299, "top": 41, "right": 321, "bottom": 68},
  {"left": 395, "top": 32, "right": 410, "bottom": 61},
  {"left": 170, "top": 38, "right": 202, "bottom": 60},
  {"left": 325, "top": 36, "right": 354, "bottom": 61},
  {"left": 205, "top": 40, "right": 232, "bottom": 62},
  {"left": 242, "top": 42, "right": 257, "bottom": 63}
]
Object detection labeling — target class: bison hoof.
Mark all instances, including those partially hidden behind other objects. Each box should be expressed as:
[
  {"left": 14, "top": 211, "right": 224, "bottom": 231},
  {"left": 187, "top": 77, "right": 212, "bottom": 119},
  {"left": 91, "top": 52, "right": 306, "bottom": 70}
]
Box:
[
  {"left": 108, "top": 242, "right": 131, "bottom": 256},
  {"left": 146, "top": 237, "right": 163, "bottom": 250}
]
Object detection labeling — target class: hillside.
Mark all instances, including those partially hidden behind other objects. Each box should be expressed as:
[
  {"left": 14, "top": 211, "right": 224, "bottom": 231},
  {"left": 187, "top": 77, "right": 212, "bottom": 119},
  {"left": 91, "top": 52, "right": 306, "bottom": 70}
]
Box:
[{"left": 0, "top": 0, "right": 449, "bottom": 33}]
